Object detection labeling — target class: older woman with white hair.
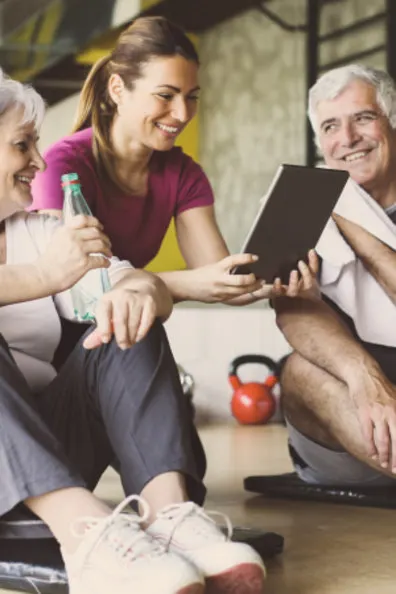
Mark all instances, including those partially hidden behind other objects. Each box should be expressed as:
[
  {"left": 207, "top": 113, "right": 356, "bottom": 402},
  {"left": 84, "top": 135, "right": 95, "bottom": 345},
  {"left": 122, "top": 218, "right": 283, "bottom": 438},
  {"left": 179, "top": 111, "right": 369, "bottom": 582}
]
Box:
[{"left": 0, "top": 70, "right": 266, "bottom": 594}]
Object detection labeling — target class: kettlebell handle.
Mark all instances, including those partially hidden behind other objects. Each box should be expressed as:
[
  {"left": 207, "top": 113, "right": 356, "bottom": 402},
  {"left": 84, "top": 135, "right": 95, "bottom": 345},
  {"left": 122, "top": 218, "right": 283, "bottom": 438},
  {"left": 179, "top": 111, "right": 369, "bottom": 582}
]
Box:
[{"left": 229, "top": 354, "right": 280, "bottom": 380}]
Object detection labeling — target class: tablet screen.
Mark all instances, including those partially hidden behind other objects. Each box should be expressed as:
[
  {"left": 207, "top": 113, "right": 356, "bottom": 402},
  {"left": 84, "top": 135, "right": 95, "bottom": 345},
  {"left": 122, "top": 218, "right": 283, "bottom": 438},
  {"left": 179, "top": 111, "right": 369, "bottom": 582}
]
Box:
[{"left": 233, "top": 164, "right": 349, "bottom": 283}]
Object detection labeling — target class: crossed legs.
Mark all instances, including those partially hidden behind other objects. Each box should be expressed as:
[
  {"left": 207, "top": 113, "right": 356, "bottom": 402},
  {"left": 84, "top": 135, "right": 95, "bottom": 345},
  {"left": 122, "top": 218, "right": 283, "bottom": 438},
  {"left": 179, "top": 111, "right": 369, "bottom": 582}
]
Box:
[{"left": 281, "top": 352, "right": 396, "bottom": 482}]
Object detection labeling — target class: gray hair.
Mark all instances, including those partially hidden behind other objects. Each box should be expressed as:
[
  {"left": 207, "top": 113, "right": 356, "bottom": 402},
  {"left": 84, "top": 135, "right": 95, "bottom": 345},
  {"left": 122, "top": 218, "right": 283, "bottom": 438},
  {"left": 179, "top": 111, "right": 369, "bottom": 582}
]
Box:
[
  {"left": 308, "top": 64, "right": 396, "bottom": 139},
  {"left": 0, "top": 68, "right": 45, "bottom": 129}
]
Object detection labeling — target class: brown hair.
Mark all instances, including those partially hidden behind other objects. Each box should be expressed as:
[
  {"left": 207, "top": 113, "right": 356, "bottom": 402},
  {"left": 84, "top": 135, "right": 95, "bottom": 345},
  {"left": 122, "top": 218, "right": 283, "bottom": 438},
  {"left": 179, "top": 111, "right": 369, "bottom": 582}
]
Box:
[{"left": 73, "top": 16, "right": 199, "bottom": 190}]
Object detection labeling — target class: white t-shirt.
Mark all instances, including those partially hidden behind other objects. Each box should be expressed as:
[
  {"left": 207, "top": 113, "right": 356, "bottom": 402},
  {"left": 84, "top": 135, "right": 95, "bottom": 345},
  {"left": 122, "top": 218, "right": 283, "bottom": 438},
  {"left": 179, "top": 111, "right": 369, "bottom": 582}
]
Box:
[{"left": 0, "top": 212, "right": 133, "bottom": 392}]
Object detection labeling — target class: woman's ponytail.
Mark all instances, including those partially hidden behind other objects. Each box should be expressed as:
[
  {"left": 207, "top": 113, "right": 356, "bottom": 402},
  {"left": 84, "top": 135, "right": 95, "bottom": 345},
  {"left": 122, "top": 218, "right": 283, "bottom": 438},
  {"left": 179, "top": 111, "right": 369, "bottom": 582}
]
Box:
[{"left": 72, "top": 54, "right": 112, "bottom": 133}]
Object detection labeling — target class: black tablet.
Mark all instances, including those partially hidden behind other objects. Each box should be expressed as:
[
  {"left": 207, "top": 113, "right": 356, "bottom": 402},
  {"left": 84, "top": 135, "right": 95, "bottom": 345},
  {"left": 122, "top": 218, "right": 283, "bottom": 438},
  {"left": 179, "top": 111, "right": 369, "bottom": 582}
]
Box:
[{"left": 232, "top": 164, "right": 349, "bottom": 283}]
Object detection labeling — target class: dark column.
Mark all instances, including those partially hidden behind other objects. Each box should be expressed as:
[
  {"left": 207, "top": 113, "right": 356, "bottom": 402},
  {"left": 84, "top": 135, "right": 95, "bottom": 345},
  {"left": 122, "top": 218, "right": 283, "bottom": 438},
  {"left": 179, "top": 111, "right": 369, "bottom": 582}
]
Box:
[
  {"left": 386, "top": 0, "right": 396, "bottom": 81},
  {"left": 305, "top": 0, "right": 319, "bottom": 167}
]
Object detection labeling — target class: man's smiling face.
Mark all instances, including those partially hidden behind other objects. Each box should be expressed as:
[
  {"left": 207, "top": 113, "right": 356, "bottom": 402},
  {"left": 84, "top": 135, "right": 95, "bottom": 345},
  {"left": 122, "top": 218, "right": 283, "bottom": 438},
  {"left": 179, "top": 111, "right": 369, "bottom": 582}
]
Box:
[{"left": 316, "top": 79, "right": 396, "bottom": 194}]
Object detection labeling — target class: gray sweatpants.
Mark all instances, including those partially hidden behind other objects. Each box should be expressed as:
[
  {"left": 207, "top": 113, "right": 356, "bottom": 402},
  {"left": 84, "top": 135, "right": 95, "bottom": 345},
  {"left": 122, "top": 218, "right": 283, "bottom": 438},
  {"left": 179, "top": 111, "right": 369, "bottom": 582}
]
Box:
[{"left": 0, "top": 320, "right": 206, "bottom": 518}]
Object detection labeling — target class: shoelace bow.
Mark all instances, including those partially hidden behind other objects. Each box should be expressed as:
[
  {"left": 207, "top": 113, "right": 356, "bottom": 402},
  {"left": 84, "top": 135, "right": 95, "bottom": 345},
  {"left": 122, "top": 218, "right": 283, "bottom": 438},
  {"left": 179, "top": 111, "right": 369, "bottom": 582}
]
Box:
[
  {"left": 156, "top": 502, "right": 233, "bottom": 549},
  {"left": 71, "top": 495, "right": 164, "bottom": 563}
]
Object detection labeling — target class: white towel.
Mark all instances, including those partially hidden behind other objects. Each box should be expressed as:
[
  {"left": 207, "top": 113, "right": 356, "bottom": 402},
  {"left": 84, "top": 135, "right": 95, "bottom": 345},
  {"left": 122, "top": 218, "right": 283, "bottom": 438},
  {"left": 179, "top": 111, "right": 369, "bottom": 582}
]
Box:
[{"left": 315, "top": 179, "right": 396, "bottom": 347}]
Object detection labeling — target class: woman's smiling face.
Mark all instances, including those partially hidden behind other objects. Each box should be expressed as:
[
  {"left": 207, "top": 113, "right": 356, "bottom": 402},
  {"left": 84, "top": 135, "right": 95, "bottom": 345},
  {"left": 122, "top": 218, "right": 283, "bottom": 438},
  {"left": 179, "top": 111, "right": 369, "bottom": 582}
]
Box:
[
  {"left": 0, "top": 106, "right": 45, "bottom": 217},
  {"left": 109, "top": 55, "right": 200, "bottom": 152}
]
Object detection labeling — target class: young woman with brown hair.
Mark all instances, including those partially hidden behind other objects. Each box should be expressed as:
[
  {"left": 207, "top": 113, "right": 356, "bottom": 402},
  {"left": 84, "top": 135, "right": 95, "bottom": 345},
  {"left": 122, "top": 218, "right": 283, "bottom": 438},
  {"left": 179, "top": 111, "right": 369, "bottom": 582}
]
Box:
[{"left": 31, "top": 16, "right": 317, "bottom": 303}]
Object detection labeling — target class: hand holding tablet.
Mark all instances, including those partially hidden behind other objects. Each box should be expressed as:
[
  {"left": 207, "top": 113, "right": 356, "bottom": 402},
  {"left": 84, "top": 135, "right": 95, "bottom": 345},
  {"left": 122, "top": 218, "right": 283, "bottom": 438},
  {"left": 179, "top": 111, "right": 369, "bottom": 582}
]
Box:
[{"left": 231, "top": 164, "right": 349, "bottom": 284}]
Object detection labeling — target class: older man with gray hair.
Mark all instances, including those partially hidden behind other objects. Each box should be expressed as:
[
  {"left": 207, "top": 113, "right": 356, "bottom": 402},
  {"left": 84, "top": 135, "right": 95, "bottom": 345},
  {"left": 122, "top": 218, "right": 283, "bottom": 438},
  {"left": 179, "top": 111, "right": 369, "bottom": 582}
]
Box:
[{"left": 274, "top": 64, "right": 396, "bottom": 487}]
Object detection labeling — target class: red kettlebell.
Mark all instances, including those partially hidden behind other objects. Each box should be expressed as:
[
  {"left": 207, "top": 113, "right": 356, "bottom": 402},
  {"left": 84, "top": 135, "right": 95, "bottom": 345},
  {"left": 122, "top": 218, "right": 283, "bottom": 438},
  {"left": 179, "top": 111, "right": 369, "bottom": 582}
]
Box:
[{"left": 229, "top": 354, "right": 279, "bottom": 425}]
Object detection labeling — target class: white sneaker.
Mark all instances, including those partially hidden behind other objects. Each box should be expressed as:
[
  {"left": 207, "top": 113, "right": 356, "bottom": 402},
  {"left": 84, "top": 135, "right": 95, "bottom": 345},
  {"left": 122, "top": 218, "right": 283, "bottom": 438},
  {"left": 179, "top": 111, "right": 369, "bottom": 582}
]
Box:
[
  {"left": 147, "top": 502, "right": 266, "bottom": 594},
  {"left": 63, "top": 496, "right": 205, "bottom": 594}
]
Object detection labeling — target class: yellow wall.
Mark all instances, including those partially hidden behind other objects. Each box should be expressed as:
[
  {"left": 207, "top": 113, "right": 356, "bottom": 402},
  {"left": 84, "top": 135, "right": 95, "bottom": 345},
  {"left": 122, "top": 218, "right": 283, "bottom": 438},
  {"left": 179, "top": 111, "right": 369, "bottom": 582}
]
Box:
[
  {"left": 141, "top": 0, "right": 161, "bottom": 8},
  {"left": 145, "top": 110, "right": 199, "bottom": 273},
  {"left": 144, "top": 27, "right": 200, "bottom": 272}
]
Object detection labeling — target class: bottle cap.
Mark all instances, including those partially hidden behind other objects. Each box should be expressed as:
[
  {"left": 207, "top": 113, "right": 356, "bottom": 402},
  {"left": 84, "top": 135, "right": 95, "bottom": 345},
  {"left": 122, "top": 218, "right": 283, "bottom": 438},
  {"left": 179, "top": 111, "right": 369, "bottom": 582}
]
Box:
[{"left": 61, "top": 172, "right": 80, "bottom": 186}]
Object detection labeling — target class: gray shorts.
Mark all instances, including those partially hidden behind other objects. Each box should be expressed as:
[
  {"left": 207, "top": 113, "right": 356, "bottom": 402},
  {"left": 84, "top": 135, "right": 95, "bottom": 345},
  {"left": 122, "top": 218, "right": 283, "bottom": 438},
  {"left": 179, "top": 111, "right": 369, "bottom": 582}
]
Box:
[{"left": 287, "top": 420, "right": 396, "bottom": 486}]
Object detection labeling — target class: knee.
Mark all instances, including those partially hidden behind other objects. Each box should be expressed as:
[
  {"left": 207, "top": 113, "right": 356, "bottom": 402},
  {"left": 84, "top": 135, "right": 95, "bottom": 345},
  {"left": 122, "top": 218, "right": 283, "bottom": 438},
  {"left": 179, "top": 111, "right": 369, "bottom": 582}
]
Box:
[
  {"left": 130, "top": 318, "right": 168, "bottom": 356},
  {"left": 279, "top": 352, "right": 312, "bottom": 418},
  {"left": 280, "top": 352, "right": 303, "bottom": 397},
  {"left": 102, "top": 319, "right": 174, "bottom": 372}
]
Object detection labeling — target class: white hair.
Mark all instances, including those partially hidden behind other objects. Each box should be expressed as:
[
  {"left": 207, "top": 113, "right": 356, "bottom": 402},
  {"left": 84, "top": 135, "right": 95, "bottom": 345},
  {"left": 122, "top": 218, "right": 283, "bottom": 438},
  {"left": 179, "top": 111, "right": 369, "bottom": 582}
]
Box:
[
  {"left": 308, "top": 64, "right": 396, "bottom": 140},
  {"left": 0, "top": 68, "right": 45, "bottom": 130}
]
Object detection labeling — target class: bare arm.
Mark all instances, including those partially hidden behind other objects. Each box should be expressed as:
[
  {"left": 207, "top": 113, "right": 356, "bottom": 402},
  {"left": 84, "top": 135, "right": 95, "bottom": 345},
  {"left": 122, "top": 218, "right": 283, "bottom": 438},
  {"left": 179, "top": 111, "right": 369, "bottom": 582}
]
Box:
[
  {"left": 156, "top": 206, "right": 228, "bottom": 302},
  {"left": 333, "top": 213, "right": 396, "bottom": 303},
  {"left": 0, "top": 262, "right": 55, "bottom": 305},
  {"left": 0, "top": 215, "right": 111, "bottom": 305},
  {"left": 39, "top": 209, "right": 62, "bottom": 219},
  {"left": 155, "top": 206, "right": 265, "bottom": 303},
  {"left": 274, "top": 295, "right": 381, "bottom": 385},
  {"left": 175, "top": 205, "right": 229, "bottom": 266}
]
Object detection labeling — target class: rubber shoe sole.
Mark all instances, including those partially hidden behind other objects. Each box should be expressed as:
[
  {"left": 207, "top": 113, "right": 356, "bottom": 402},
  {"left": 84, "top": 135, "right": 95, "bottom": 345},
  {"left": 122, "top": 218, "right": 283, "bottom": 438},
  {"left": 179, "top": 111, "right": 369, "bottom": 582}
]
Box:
[{"left": 206, "top": 562, "right": 265, "bottom": 594}]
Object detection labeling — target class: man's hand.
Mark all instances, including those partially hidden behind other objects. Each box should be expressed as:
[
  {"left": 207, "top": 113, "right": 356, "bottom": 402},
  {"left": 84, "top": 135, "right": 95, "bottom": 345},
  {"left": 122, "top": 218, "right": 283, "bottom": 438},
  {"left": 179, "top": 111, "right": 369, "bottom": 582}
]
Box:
[
  {"left": 271, "top": 250, "right": 320, "bottom": 299},
  {"left": 349, "top": 371, "right": 396, "bottom": 472}
]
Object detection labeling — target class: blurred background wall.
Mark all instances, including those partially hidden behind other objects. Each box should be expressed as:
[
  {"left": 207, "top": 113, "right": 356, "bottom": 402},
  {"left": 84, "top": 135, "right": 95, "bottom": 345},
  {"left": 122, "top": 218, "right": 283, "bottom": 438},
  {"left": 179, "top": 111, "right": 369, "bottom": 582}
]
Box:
[
  {"left": 199, "top": 0, "right": 385, "bottom": 252},
  {"left": 2, "top": 0, "right": 390, "bottom": 419}
]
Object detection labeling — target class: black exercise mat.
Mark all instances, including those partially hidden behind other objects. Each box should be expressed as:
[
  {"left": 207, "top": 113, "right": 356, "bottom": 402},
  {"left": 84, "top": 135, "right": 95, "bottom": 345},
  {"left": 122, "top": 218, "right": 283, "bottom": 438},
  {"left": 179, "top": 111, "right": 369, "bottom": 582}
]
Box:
[
  {"left": 244, "top": 472, "right": 396, "bottom": 508},
  {"left": 0, "top": 526, "right": 283, "bottom": 593},
  {"left": 0, "top": 539, "right": 66, "bottom": 593}
]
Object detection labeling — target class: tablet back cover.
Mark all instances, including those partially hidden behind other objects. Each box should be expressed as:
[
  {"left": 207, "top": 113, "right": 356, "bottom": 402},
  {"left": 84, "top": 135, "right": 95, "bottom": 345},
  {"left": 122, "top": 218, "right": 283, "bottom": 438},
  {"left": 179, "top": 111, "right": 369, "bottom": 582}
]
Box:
[{"left": 239, "top": 164, "right": 349, "bottom": 283}]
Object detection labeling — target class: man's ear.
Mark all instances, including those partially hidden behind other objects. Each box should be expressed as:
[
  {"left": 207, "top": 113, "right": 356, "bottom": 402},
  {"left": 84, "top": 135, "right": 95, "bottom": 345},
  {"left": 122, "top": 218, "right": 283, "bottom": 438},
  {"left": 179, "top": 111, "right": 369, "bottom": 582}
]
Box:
[{"left": 108, "top": 73, "right": 125, "bottom": 106}]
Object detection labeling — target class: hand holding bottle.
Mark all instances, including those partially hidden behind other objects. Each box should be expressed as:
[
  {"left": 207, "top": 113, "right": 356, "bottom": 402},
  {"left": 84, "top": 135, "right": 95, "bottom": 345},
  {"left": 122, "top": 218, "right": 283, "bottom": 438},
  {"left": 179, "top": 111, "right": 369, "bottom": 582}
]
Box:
[
  {"left": 37, "top": 214, "right": 112, "bottom": 293},
  {"left": 61, "top": 172, "right": 112, "bottom": 322}
]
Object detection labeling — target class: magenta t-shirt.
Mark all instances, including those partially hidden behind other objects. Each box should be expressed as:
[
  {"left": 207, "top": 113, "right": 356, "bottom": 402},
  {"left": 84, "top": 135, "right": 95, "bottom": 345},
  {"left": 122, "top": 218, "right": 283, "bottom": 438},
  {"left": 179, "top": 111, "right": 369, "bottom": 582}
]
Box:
[{"left": 31, "top": 128, "right": 214, "bottom": 267}]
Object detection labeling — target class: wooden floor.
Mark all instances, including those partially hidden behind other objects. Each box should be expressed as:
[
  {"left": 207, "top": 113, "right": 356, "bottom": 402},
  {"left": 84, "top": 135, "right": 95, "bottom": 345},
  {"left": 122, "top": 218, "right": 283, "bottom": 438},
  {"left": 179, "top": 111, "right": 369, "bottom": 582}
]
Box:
[
  {"left": 96, "top": 423, "right": 396, "bottom": 594},
  {"left": 4, "top": 423, "right": 396, "bottom": 593}
]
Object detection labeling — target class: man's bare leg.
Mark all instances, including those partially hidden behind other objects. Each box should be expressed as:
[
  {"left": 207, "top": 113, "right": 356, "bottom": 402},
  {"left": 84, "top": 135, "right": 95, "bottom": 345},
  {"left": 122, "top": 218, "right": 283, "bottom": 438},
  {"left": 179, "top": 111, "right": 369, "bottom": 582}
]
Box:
[{"left": 282, "top": 352, "right": 396, "bottom": 478}]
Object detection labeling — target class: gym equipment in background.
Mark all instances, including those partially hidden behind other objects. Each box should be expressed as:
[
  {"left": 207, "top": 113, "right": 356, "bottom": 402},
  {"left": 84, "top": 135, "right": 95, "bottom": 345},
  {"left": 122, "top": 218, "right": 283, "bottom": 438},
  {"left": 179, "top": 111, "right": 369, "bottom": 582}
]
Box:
[
  {"left": 178, "top": 363, "right": 195, "bottom": 417},
  {"left": 178, "top": 363, "right": 194, "bottom": 399},
  {"left": 244, "top": 472, "right": 396, "bottom": 509},
  {"left": 229, "top": 354, "right": 280, "bottom": 425}
]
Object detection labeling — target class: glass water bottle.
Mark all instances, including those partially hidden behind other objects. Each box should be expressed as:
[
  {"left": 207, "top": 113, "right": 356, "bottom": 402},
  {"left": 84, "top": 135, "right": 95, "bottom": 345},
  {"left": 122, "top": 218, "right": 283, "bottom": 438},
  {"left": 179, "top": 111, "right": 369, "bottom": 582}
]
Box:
[{"left": 61, "top": 172, "right": 111, "bottom": 322}]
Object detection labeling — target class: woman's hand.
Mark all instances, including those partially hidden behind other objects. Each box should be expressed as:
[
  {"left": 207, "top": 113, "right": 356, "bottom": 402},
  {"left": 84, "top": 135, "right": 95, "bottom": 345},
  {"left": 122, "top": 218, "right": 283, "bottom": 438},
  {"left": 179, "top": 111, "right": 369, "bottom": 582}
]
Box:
[
  {"left": 83, "top": 271, "right": 173, "bottom": 350},
  {"left": 227, "top": 250, "right": 320, "bottom": 305},
  {"left": 36, "top": 215, "right": 112, "bottom": 293},
  {"left": 181, "top": 253, "right": 265, "bottom": 303},
  {"left": 83, "top": 288, "right": 158, "bottom": 350}
]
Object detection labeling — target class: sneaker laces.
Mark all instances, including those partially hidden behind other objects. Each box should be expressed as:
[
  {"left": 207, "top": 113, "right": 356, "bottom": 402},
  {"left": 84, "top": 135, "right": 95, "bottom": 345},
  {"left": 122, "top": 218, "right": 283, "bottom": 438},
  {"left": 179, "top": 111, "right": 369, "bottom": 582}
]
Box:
[
  {"left": 155, "top": 502, "right": 233, "bottom": 549},
  {"left": 71, "top": 495, "right": 165, "bottom": 565}
]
